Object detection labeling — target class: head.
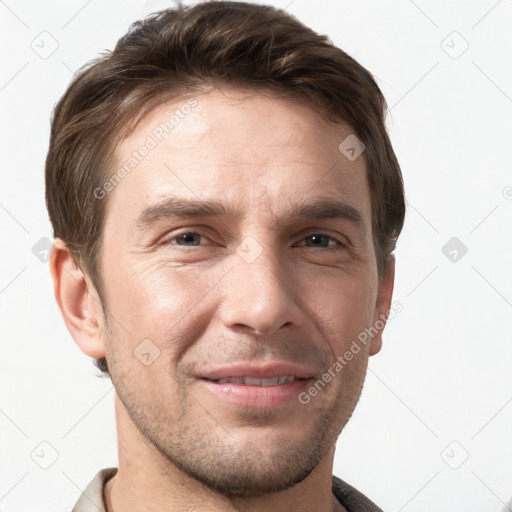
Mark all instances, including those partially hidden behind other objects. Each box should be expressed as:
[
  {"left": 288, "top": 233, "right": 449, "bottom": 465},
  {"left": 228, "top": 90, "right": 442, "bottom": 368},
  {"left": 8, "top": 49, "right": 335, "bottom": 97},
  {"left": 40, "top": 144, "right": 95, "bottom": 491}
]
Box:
[{"left": 47, "top": 0, "right": 405, "bottom": 498}]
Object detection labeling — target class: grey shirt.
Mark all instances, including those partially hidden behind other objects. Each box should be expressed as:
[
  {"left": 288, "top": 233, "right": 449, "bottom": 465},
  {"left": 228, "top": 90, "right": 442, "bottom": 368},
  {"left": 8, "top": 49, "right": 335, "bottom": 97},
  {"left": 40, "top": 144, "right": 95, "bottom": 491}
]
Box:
[{"left": 72, "top": 468, "right": 383, "bottom": 512}]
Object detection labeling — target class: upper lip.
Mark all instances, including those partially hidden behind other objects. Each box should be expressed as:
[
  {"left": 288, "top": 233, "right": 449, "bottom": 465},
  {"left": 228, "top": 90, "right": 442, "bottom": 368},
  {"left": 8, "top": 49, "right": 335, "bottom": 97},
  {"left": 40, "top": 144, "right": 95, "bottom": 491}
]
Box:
[{"left": 198, "top": 361, "right": 316, "bottom": 380}]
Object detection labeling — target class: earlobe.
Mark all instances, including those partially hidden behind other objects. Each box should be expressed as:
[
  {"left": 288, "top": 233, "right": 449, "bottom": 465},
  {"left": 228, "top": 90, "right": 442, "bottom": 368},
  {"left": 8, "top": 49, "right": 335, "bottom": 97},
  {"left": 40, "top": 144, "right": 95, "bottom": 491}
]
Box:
[
  {"left": 369, "top": 255, "right": 396, "bottom": 356},
  {"left": 49, "top": 238, "right": 106, "bottom": 359}
]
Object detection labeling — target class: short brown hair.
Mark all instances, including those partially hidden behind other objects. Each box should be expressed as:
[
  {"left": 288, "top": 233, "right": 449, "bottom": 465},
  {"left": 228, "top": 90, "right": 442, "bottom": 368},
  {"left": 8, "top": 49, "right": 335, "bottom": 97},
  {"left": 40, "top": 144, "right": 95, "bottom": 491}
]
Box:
[{"left": 45, "top": 0, "right": 405, "bottom": 376}]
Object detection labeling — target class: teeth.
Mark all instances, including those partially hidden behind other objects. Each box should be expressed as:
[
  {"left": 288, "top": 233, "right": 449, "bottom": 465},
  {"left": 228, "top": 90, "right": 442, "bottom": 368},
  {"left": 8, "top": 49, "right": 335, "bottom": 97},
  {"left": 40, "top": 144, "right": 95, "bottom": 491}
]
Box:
[
  {"left": 217, "top": 377, "right": 244, "bottom": 384},
  {"left": 214, "top": 376, "right": 296, "bottom": 386}
]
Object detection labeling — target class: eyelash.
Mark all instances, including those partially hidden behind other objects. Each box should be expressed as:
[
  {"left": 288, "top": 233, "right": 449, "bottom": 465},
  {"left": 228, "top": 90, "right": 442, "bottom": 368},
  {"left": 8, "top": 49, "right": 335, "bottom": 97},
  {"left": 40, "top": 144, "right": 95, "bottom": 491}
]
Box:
[{"left": 162, "top": 231, "right": 346, "bottom": 249}]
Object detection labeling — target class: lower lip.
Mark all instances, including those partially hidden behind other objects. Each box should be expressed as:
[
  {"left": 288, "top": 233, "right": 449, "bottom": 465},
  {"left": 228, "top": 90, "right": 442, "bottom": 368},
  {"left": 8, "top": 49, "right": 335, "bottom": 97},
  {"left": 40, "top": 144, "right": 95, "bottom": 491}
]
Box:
[{"left": 198, "top": 378, "right": 311, "bottom": 408}]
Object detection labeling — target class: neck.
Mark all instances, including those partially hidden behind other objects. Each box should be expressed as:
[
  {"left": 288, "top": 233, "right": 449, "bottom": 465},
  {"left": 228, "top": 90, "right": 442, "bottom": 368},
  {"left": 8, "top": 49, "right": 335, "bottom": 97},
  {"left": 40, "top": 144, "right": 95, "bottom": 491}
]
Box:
[{"left": 104, "top": 393, "right": 346, "bottom": 512}]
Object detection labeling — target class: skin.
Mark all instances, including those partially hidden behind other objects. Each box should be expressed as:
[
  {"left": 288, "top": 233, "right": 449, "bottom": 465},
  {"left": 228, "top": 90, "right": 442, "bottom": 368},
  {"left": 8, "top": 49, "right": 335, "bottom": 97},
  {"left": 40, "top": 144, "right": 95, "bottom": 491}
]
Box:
[{"left": 50, "top": 86, "right": 395, "bottom": 512}]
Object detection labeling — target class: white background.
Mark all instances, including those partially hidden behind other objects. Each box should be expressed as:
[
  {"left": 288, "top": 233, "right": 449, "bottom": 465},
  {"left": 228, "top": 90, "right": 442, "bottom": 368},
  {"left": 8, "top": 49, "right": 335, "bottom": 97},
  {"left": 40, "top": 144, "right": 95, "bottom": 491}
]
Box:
[{"left": 1, "top": 0, "right": 511, "bottom": 510}]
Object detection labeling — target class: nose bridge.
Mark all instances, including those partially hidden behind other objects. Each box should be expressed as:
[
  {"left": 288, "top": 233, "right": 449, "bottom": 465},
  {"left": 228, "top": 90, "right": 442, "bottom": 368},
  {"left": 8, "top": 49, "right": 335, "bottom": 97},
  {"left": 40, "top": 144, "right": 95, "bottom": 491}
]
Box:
[{"left": 218, "top": 233, "right": 303, "bottom": 335}]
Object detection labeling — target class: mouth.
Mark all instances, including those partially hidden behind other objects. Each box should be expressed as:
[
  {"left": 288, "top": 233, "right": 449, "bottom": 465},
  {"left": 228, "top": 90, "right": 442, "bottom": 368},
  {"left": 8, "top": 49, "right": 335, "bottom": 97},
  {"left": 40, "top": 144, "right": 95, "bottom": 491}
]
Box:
[
  {"left": 199, "top": 377, "right": 311, "bottom": 408},
  {"left": 195, "top": 361, "right": 316, "bottom": 408},
  {"left": 202, "top": 375, "right": 299, "bottom": 386}
]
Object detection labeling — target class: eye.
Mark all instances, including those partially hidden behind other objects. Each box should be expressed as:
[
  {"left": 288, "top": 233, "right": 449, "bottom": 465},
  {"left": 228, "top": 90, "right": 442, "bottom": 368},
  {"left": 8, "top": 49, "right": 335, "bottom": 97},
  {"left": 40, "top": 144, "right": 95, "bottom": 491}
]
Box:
[
  {"left": 298, "top": 234, "right": 345, "bottom": 249},
  {"left": 160, "top": 231, "right": 345, "bottom": 250},
  {"left": 164, "top": 232, "right": 209, "bottom": 248}
]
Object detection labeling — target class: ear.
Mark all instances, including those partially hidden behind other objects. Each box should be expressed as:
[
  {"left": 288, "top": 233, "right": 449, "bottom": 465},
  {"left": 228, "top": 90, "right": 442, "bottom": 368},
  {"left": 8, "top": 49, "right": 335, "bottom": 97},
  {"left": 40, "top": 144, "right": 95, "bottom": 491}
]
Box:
[
  {"left": 49, "top": 238, "right": 106, "bottom": 359},
  {"left": 369, "top": 255, "right": 396, "bottom": 356}
]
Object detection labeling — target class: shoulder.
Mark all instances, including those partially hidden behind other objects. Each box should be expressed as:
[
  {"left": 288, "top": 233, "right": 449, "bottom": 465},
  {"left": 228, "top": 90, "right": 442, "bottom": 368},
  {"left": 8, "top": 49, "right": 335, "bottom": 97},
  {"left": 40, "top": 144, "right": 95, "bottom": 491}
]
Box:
[
  {"left": 71, "top": 467, "right": 118, "bottom": 512},
  {"left": 332, "top": 475, "right": 384, "bottom": 512}
]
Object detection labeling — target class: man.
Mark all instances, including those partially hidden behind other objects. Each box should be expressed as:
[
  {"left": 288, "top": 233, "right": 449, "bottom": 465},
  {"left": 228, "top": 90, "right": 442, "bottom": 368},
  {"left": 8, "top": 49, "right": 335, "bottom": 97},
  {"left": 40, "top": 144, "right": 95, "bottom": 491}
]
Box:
[{"left": 46, "top": 1, "right": 405, "bottom": 511}]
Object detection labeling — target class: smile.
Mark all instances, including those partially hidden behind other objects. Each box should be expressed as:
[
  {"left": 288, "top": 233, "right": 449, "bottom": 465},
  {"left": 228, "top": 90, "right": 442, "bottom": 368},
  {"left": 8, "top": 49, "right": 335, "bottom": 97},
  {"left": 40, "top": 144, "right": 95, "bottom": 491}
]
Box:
[{"left": 206, "top": 376, "right": 296, "bottom": 386}]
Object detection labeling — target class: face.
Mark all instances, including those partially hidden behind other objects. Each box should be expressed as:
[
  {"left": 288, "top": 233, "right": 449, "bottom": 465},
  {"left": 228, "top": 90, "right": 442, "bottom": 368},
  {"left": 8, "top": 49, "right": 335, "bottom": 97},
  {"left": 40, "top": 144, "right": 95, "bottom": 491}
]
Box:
[{"left": 96, "top": 87, "right": 392, "bottom": 497}]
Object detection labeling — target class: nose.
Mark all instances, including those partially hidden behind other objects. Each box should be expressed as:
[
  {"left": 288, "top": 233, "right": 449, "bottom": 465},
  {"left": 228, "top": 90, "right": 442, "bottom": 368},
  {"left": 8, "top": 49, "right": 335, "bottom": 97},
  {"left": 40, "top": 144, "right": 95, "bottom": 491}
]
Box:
[{"left": 217, "top": 238, "right": 304, "bottom": 336}]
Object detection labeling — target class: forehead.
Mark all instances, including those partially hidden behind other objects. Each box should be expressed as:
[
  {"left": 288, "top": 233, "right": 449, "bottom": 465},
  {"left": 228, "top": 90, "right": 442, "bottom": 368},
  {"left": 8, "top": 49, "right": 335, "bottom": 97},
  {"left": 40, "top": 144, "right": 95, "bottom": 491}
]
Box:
[{"left": 105, "top": 87, "right": 371, "bottom": 228}]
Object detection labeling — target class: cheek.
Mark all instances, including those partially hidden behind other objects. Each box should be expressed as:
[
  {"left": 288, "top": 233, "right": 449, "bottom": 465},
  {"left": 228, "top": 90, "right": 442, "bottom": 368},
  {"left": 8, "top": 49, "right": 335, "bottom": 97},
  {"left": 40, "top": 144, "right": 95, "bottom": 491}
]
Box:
[
  {"left": 311, "top": 270, "right": 377, "bottom": 352},
  {"left": 110, "top": 255, "right": 181, "bottom": 309},
  {"left": 104, "top": 258, "right": 228, "bottom": 358},
  {"left": 104, "top": 245, "right": 378, "bottom": 364}
]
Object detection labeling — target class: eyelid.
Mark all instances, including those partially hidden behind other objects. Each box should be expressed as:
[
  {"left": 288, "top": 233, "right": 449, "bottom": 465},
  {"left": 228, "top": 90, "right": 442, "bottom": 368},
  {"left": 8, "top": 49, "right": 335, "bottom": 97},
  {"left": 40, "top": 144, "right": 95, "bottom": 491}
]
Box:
[
  {"left": 160, "top": 229, "right": 212, "bottom": 246},
  {"left": 160, "top": 228, "right": 348, "bottom": 249},
  {"left": 296, "top": 233, "right": 346, "bottom": 248}
]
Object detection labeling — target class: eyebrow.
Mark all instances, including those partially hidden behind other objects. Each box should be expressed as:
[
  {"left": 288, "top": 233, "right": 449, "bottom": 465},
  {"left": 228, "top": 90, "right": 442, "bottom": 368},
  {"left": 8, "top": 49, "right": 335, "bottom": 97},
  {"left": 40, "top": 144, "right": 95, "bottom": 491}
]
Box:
[{"left": 136, "top": 195, "right": 367, "bottom": 236}]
